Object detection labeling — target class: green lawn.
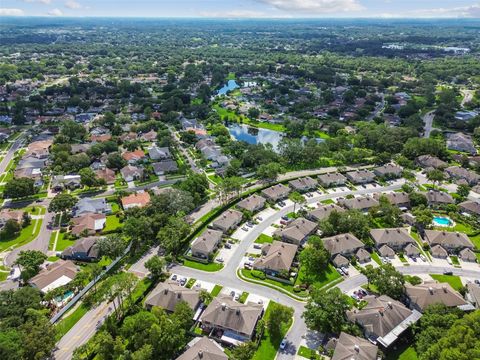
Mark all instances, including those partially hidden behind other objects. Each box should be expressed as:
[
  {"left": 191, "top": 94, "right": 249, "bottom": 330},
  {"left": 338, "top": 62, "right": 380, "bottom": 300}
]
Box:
[
  {"left": 48, "top": 231, "right": 57, "bottom": 251},
  {"left": 109, "top": 201, "right": 120, "bottom": 214},
  {"left": 430, "top": 274, "right": 463, "bottom": 291},
  {"left": 240, "top": 269, "right": 307, "bottom": 298},
  {"left": 254, "top": 234, "right": 273, "bottom": 244},
  {"left": 253, "top": 301, "right": 293, "bottom": 360},
  {"left": 370, "top": 251, "right": 382, "bottom": 265},
  {"left": 227, "top": 72, "right": 236, "bottom": 80},
  {"left": 55, "top": 232, "right": 76, "bottom": 251},
  {"left": 47, "top": 256, "right": 60, "bottom": 262},
  {"left": 103, "top": 215, "right": 122, "bottom": 232},
  {"left": 297, "top": 345, "right": 321, "bottom": 360},
  {"left": 238, "top": 291, "right": 249, "bottom": 304},
  {"left": 295, "top": 263, "right": 342, "bottom": 289},
  {"left": 211, "top": 285, "right": 223, "bottom": 296},
  {"left": 55, "top": 304, "right": 90, "bottom": 341},
  {"left": 385, "top": 345, "right": 418, "bottom": 360},
  {"left": 321, "top": 199, "right": 334, "bottom": 204},
  {"left": 183, "top": 259, "right": 224, "bottom": 272},
  {"left": 0, "top": 218, "right": 43, "bottom": 251},
  {"left": 185, "top": 278, "right": 196, "bottom": 288},
  {"left": 0, "top": 272, "right": 8, "bottom": 281},
  {"left": 207, "top": 173, "right": 222, "bottom": 184}
]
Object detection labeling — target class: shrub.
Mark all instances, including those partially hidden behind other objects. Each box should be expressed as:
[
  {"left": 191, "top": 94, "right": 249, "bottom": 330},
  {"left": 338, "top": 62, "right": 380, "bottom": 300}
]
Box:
[{"left": 251, "top": 270, "right": 266, "bottom": 280}]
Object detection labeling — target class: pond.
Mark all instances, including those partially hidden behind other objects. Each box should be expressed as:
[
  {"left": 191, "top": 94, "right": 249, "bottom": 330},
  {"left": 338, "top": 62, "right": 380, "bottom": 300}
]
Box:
[
  {"left": 217, "top": 80, "right": 239, "bottom": 96},
  {"left": 227, "top": 123, "right": 284, "bottom": 150}
]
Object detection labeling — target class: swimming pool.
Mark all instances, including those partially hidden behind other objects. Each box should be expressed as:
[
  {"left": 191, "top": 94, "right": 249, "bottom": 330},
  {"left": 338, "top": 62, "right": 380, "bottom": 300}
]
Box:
[{"left": 433, "top": 216, "right": 453, "bottom": 227}]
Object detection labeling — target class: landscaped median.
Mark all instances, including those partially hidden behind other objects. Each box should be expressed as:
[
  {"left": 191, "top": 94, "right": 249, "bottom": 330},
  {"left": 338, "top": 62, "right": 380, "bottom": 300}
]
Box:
[{"left": 237, "top": 269, "right": 308, "bottom": 301}]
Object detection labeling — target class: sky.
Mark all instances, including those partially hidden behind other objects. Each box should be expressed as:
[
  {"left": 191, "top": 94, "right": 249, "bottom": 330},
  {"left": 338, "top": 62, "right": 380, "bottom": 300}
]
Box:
[{"left": 1, "top": 0, "right": 480, "bottom": 19}]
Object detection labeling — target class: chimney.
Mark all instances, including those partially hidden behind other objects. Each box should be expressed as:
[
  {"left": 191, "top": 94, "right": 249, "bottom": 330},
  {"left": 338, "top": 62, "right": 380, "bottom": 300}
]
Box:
[
  {"left": 198, "top": 350, "right": 203, "bottom": 359},
  {"left": 177, "top": 293, "right": 182, "bottom": 299},
  {"left": 442, "top": 285, "right": 447, "bottom": 293},
  {"left": 428, "top": 287, "right": 434, "bottom": 294},
  {"left": 221, "top": 303, "right": 226, "bottom": 311},
  {"left": 236, "top": 309, "right": 241, "bottom": 316},
  {"left": 164, "top": 289, "right": 168, "bottom": 295}
]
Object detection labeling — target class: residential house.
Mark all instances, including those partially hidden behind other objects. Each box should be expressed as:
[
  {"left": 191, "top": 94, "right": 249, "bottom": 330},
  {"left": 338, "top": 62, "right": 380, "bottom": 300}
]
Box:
[
  {"left": 236, "top": 194, "right": 266, "bottom": 213},
  {"left": 95, "top": 168, "right": 116, "bottom": 184},
  {"left": 455, "top": 110, "right": 478, "bottom": 121},
  {"left": 152, "top": 160, "right": 178, "bottom": 175},
  {"left": 345, "top": 170, "right": 376, "bottom": 184},
  {"left": 288, "top": 176, "right": 317, "bottom": 192},
  {"left": 253, "top": 241, "right": 298, "bottom": 275},
  {"left": 122, "top": 149, "right": 146, "bottom": 164},
  {"left": 445, "top": 166, "right": 480, "bottom": 186},
  {"left": 317, "top": 172, "right": 347, "bottom": 188},
  {"left": 373, "top": 164, "right": 403, "bottom": 179},
  {"left": 274, "top": 218, "right": 317, "bottom": 245},
  {"left": 323, "top": 233, "right": 365, "bottom": 259},
  {"left": 373, "top": 192, "right": 410, "bottom": 209},
  {"left": 71, "top": 213, "right": 106, "bottom": 236},
  {"left": 61, "top": 236, "right": 100, "bottom": 262},
  {"left": 261, "top": 184, "right": 291, "bottom": 202},
  {"left": 423, "top": 190, "right": 454, "bottom": 207},
  {"left": 73, "top": 197, "right": 112, "bottom": 217},
  {"left": 370, "top": 228, "right": 415, "bottom": 252},
  {"left": 120, "top": 132, "right": 138, "bottom": 142},
  {"left": 338, "top": 196, "right": 379, "bottom": 212},
  {"left": 447, "top": 132, "right": 477, "bottom": 155},
  {"left": 459, "top": 200, "right": 480, "bottom": 217},
  {"left": 0, "top": 209, "right": 24, "bottom": 228},
  {"left": 347, "top": 295, "right": 421, "bottom": 348},
  {"left": 52, "top": 175, "right": 82, "bottom": 191},
  {"left": 121, "top": 192, "right": 151, "bottom": 209},
  {"left": 199, "top": 296, "right": 263, "bottom": 344},
  {"left": 29, "top": 260, "right": 79, "bottom": 293},
  {"left": 378, "top": 245, "right": 395, "bottom": 258},
  {"left": 416, "top": 155, "right": 448, "bottom": 170},
  {"left": 466, "top": 283, "right": 480, "bottom": 308},
  {"left": 140, "top": 129, "right": 158, "bottom": 142},
  {"left": 71, "top": 144, "right": 92, "bottom": 154},
  {"left": 191, "top": 229, "right": 223, "bottom": 259},
  {"left": 26, "top": 139, "right": 53, "bottom": 159},
  {"left": 148, "top": 145, "right": 171, "bottom": 161},
  {"left": 423, "top": 230, "right": 474, "bottom": 254},
  {"left": 120, "top": 165, "right": 144, "bottom": 182},
  {"left": 326, "top": 332, "right": 378, "bottom": 360},
  {"left": 459, "top": 248, "right": 477, "bottom": 262},
  {"left": 211, "top": 210, "right": 243, "bottom": 233},
  {"left": 431, "top": 244, "right": 448, "bottom": 259},
  {"left": 356, "top": 248, "right": 372, "bottom": 263},
  {"left": 308, "top": 204, "right": 345, "bottom": 222},
  {"left": 176, "top": 337, "right": 227, "bottom": 360},
  {"left": 404, "top": 243, "right": 421, "bottom": 258},
  {"left": 406, "top": 282, "right": 470, "bottom": 312},
  {"left": 90, "top": 134, "right": 112, "bottom": 143},
  {"left": 145, "top": 281, "right": 201, "bottom": 312}
]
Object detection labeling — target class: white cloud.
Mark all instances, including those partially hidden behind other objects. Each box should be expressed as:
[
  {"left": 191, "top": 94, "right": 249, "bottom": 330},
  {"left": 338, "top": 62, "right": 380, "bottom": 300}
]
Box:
[
  {"left": 199, "top": 10, "right": 269, "bottom": 18},
  {"left": 379, "top": 3, "right": 480, "bottom": 18},
  {"left": 257, "top": 0, "right": 364, "bottom": 13},
  {"left": 65, "top": 0, "right": 82, "bottom": 10},
  {"left": 47, "top": 8, "right": 63, "bottom": 16},
  {"left": 22, "top": 0, "right": 52, "bottom": 4},
  {"left": 0, "top": 8, "right": 25, "bottom": 16}
]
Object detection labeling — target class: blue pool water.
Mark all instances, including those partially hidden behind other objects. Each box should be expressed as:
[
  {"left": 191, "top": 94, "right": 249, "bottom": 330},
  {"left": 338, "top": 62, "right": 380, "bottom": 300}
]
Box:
[
  {"left": 55, "top": 290, "right": 74, "bottom": 302},
  {"left": 227, "top": 123, "right": 283, "bottom": 150},
  {"left": 433, "top": 216, "right": 452, "bottom": 226},
  {"left": 217, "top": 80, "right": 239, "bottom": 96}
]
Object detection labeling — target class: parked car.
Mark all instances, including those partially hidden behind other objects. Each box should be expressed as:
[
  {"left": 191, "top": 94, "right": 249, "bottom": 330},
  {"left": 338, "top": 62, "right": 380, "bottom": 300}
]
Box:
[
  {"left": 419, "top": 254, "right": 426, "bottom": 262},
  {"left": 179, "top": 278, "right": 187, "bottom": 286},
  {"left": 253, "top": 244, "right": 262, "bottom": 249},
  {"left": 281, "top": 215, "right": 289, "bottom": 221},
  {"left": 443, "top": 270, "right": 453, "bottom": 275},
  {"left": 280, "top": 339, "right": 287, "bottom": 350},
  {"left": 244, "top": 263, "right": 252, "bottom": 270},
  {"left": 224, "top": 243, "right": 231, "bottom": 249},
  {"left": 256, "top": 216, "right": 263, "bottom": 221},
  {"left": 447, "top": 257, "right": 452, "bottom": 265},
  {"left": 216, "top": 258, "right": 224, "bottom": 263},
  {"left": 242, "top": 227, "right": 249, "bottom": 231},
  {"left": 230, "top": 291, "right": 235, "bottom": 297},
  {"left": 171, "top": 274, "right": 177, "bottom": 281}
]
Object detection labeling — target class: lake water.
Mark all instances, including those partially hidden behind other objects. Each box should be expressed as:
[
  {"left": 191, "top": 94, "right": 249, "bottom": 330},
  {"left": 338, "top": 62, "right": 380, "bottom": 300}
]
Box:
[
  {"left": 227, "top": 123, "right": 284, "bottom": 150},
  {"left": 217, "top": 80, "right": 240, "bottom": 96}
]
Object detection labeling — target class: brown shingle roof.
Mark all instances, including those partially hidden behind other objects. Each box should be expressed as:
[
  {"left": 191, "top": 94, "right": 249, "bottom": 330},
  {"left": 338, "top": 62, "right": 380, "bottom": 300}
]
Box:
[
  {"left": 253, "top": 240, "right": 298, "bottom": 272},
  {"left": 406, "top": 282, "right": 467, "bottom": 311},
  {"left": 176, "top": 337, "right": 227, "bottom": 360},
  {"left": 322, "top": 233, "right": 364, "bottom": 256},
  {"left": 191, "top": 229, "right": 223, "bottom": 255},
  {"left": 236, "top": 194, "right": 266, "bottom": 212},
  {"left": 145, "top": 281, "right": 201, "bottom": 312},
  {"left": 274, "top": 217, "right": 317, "bottom": 244},
  {"left": 308, "top": 204, "right": 345, "bottom": 221},
  {"left": 200, "top": 296, "right": 263, "bottom": 337},
  {"left": 338, "top": 196, "right": 379, "bottom": 210},
  {"left": 424, "top": 230, "right": 474, "bottom": 249},
  {"left": 328, "top": 332, "right": 378, "bottom": 360},
  {"left": 29, "top": 260, "right": 78, "bottom": 292},
  {"left": 459, "top": 201, "right": 480, "bottom": 215},
  {"left": 370, "top": 228, "right": 415, "bottom": 249}
]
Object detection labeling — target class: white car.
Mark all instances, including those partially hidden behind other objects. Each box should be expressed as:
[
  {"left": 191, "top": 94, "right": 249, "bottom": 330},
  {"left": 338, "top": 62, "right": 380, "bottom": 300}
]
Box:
[{"left": 280, "top": 339, "right": 287, "bottom": 350}]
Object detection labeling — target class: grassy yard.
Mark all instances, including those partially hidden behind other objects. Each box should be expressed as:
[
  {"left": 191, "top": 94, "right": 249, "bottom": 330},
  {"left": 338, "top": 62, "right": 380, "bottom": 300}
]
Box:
[
  {"left": 55, "top": 232, "right": 75, "bottom": 251},
  {"left": 385, "top": 344, "right": 418, "bottom": 360},
  {"left": 211, "top": 285, "right": 223, "bottom": 296},
  {"left": 55, "top": 304, "right": 90, "bottom": 341},
  {"left": 103, "top": 215, "right": 122, "bottom": 232},
  {"left": 371, "top": 251, "right": 382, "bottom": 265},
  {"left": 297, "top": 345, "right": 321, "bottom": 360},
  {"left": 207, "top": 173, "right": 223, "bottom": 184},
  {"left": 0, "top": 218, "right": 43, "bottom": 251},
  {"left": 321, "top": 199, "right": 334, "bottom": 204},
  {"left": 183, "top": 259, "right": 224, "bottom": 272},
  {"left": 240, "top": 269, "right": 307, "bottom": 298},
  {"left": 253, "top": 301, "right": 293, "bottom": 360},
  {"left": 254, "top": 234, "right": 273, "bottom": 244},
  {"left": 238, "top": 291, "right": 249, "bottom": 304},
  {"left": 430, "top": 274, "right": 463, "bottom": 291},
  {"left": 295, "top": 263, "right": 341, "bottom": 289}
]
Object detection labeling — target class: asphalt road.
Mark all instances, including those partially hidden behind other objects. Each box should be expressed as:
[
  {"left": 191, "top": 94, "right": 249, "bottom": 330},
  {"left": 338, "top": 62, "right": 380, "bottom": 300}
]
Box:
[
  {"left": 422, "top": 110, "right": 436, "bottom": 138},
  {"left": 0, "top": 134, "right": 25, "bottom": 175}
]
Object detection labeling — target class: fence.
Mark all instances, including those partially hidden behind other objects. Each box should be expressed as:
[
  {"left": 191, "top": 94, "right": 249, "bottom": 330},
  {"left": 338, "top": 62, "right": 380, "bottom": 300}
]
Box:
[{"left": 50, "top": 243, "right": 131, "bottom": 324}]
